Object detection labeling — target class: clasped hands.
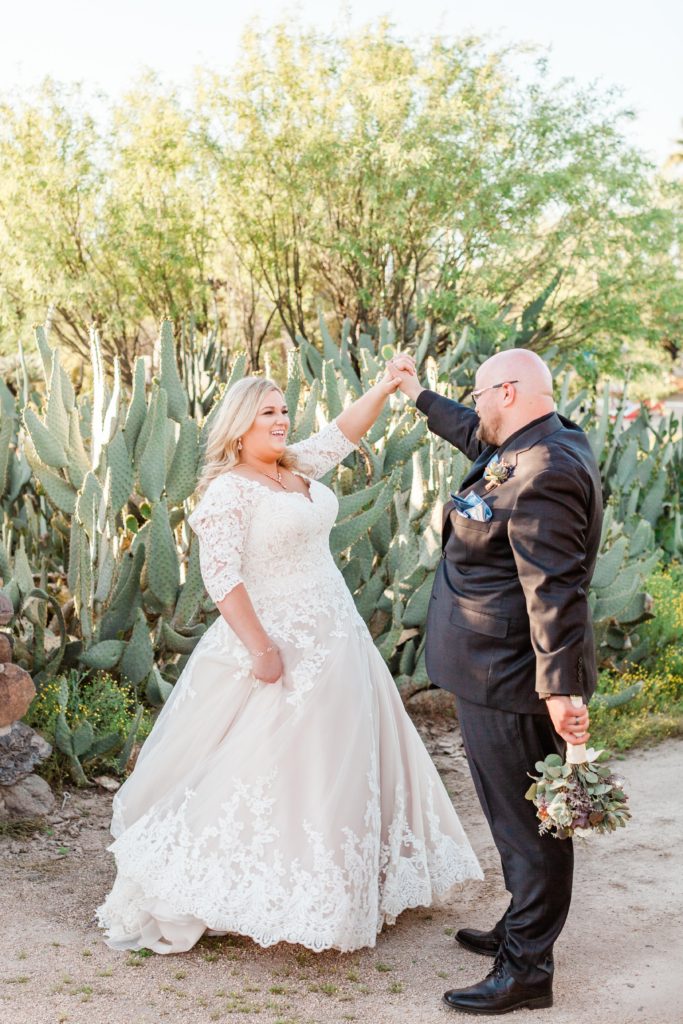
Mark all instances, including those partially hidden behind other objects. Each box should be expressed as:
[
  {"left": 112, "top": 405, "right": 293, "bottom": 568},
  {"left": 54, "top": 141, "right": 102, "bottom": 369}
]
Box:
[{"left": 377, "top": 353, "right": 423, "bottom": 399}]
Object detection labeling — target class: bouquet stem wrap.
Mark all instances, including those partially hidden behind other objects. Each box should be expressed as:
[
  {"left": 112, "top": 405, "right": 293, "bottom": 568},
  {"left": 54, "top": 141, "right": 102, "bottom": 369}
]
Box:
[{"left": 565, "top": 694, "right": 599, "bottom": 766}]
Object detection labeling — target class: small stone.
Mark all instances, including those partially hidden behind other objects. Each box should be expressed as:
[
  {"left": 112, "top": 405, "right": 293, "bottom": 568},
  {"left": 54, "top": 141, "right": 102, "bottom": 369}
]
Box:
[
  {"left": 92, "top": 775, "right": 120, "bottom": 792},
  {"left": 0, "top": 773, "right": 55, "bottom": 820},
  {"left": 0, "top": 633, "right": 12, "bottom": 663},
  {"left": 407, "top": 687, "right": 457, "bottom": 720}
]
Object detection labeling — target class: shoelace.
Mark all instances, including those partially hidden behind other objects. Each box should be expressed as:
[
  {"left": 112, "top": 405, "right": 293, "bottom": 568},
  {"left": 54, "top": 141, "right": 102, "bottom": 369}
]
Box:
[{"left": 487, "top": 954, "right": 506, "bottom": 980}]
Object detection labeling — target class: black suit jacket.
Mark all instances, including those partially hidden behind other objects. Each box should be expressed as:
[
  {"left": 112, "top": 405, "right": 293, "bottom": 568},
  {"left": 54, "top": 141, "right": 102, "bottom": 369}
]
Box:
[{"left": 416, "top": 391, "right": 603, "bottom": 715}]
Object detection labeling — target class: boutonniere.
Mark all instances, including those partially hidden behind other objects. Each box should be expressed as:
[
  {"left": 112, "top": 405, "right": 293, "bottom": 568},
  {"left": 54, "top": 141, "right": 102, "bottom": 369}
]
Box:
[{"left": 483, "top": 456, "right": 513, "bottom": 492}]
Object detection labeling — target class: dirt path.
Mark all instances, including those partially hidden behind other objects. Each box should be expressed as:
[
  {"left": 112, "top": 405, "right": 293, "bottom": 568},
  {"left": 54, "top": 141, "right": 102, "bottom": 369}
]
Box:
[{"left": 1, "top": 723, "right": 681, "bottom": 1024}]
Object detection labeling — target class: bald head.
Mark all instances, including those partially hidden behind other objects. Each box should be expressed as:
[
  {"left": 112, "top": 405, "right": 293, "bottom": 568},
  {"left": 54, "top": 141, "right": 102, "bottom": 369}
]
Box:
[
  {"left": 476, "top": 349, "right": 554, "bottom": 397},
  {"left": 473, "top": 349, "right": 555, "bottom": 446}
]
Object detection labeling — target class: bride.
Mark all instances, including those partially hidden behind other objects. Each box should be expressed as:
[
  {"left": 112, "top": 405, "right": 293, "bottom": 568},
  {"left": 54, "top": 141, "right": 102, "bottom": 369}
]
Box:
[{"left": 96, "top": 370, "right": 482, "bottom": 954}]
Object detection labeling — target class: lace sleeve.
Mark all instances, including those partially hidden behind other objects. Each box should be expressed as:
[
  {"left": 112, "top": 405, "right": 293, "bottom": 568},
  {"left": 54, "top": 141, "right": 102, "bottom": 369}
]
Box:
[
  {"left": 186, "top": 475, "right": 251, "bottom": 604},
  {"left": 287, "top": 419, "right": 358, "bottom": 480}
]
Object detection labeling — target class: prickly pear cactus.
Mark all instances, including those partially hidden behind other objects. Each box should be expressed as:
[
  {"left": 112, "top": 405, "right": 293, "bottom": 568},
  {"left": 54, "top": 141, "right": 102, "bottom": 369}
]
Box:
[{"left": 0, "top": 309, "right": 677, "bottom": 709}]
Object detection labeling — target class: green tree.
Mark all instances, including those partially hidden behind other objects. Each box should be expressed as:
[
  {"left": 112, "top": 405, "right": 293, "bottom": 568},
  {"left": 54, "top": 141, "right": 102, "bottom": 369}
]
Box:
[
  {"left": 0, "top": 77, "right": 216, "bottom": 377},
  {"left": 0, "top": 81, "right": 101, "bottom": 355},
  {"left": 200, "top": 21, "right": 682, "bottom": 368},
  {"left": 0, "top": 24, "right": 680, "bottom": 380}
]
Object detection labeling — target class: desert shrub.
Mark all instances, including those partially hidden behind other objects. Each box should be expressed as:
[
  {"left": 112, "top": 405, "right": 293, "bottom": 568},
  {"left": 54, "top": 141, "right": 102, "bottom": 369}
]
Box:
[
  {"left": 590, "top": 567, "right": 683, "bottom": 751},
  {"left": 636, "top": 563, "right": 683, "bottom": 667},
  {"left": 25, "top": 670, "right": 154, "bottom": 786}
]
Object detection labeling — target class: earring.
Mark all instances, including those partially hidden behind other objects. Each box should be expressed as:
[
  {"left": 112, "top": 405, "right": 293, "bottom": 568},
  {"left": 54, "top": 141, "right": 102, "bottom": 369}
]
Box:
[{"left": 237, "top": 438, "right": 243, "bottom": 451}]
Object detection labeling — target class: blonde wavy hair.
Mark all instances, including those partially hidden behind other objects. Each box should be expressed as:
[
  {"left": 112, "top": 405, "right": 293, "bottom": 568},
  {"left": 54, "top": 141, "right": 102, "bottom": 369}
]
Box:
[{"left": 196, "top": 376, "right": 301, "bottom": 494}]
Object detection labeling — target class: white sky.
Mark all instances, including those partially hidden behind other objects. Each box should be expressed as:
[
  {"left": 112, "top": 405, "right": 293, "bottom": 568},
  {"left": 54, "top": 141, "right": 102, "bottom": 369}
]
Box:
[{"left": 1, "top": 0, "right": 680, "bottom": 165}]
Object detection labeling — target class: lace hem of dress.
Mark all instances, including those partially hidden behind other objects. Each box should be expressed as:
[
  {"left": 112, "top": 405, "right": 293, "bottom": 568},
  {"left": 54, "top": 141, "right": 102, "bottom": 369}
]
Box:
[
  {"left": 97, "top": 769, "right": 483, "bottom": 954},
  {"left": 96, "top": 840, "right": 480, "bottom": 953}
]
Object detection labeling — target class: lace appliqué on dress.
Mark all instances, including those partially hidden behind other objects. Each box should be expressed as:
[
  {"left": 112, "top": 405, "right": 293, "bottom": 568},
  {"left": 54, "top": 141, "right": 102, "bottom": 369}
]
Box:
[
  {"left": 187, "top": 474, "right": 256, "bottom": 604},
  {"left": 185, "top": 422, "right": 365, "bottom": 708},
  {"left": 287, "top": 419, "right": 357, "bottom": 480},
  {"left": 98, "top": 756, "right": 481, "bottom": 953}
]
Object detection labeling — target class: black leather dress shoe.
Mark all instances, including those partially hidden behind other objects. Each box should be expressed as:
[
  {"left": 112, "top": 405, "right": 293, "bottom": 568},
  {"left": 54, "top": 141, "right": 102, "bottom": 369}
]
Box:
[
  {"left": 443, "top": 960, "right": 553, "bottom": 1015},
  {"left": 455, "top": 927, "right": 501, "bottom": 957}
]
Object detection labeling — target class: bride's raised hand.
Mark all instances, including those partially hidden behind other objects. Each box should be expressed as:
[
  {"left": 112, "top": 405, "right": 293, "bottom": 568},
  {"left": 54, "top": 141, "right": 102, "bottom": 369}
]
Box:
[
  {"left": 250, "top": 644, "right": 284, "bottom": 684},
  {"left": 376, "top": 365, "right": 403, "bottom": 396},
  {"left": 387, "top": 355, "right": 424, "bottom": 402},
  {"left": 388, "top": 353, "right": 416, "bottom": 375},
  {"left": 335, "top": 360, "right": 405, "bottom": 443}
]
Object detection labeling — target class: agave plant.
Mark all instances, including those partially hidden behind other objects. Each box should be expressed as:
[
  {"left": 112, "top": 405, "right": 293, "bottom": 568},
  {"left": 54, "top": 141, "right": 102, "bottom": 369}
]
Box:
[{"left": 1, "top": 322, "right": 213, "bottom": 701}]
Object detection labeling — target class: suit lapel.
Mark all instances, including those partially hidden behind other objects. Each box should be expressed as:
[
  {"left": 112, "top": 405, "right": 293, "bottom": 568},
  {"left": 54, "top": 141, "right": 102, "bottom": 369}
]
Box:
[
  {"left": 459, "top": 445, "right": 497, "bottom": 492},
  {"left": 499, "top": 413, "right": 563, "bottom": 467}
]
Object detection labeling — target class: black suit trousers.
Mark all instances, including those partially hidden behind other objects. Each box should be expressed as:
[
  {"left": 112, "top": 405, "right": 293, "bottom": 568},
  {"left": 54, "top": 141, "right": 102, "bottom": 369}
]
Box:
[{"left": 455, "top": 696, "right": 574, "bottom": 985}]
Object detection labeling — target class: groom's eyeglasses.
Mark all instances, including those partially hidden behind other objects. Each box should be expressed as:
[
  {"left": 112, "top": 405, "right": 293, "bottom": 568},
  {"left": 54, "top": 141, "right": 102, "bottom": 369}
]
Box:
[{"left": 470, "top": 380, "right": 519, "bottom": 406}]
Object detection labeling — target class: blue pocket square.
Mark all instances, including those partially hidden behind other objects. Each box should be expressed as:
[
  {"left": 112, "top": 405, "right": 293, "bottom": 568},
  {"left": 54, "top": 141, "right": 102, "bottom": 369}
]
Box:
[{"left": 450, "top": 492, "right": 493, "bottom": 522}]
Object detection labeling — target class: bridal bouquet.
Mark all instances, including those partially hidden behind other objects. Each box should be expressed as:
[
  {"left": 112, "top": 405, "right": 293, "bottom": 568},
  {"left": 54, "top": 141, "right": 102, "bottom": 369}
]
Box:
[
  {"left": 525, "top": 749, "right": 631, "bottom": 840},
  {"left": 525, "top": 695, "right": 631, "bottom": 839}
]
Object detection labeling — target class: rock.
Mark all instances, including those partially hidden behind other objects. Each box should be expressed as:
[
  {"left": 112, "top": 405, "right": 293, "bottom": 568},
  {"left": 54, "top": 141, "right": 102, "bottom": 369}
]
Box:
[
  {"left": 93, "top": 775, "right": 120, "bottom": 791},
  {"left": 0, "top": 633, "right": 12, "bottom": 663},
  {"left": 0, "top": 721, "right": 52, "bottom": 785},
  {"left": 396, "top": 676, "right": 431, "bottom": 703},
  {"left": 0, "top": 593, "right": 13, "bottom": 626},
  {"left": 0, "top": 773, "right": 55, "bottom": 820},
  {"left": 0, "top": 662, "right": 36, "bottom": 729}
]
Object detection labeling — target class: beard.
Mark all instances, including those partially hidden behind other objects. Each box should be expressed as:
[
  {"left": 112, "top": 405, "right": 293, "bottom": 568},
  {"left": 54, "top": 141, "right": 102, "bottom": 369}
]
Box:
[{"left": 476, "top": 410, "right": 502, "bottom": 447}]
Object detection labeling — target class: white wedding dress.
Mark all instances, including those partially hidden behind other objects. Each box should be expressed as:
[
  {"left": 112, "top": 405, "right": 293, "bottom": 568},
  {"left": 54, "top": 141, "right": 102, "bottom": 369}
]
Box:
[{"left": 96, "top": 420, "right": 482, "bottom": 954}]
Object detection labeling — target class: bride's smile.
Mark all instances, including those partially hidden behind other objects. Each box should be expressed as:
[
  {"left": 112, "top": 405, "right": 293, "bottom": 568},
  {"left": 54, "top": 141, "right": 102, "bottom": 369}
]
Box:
[{"left": 240, "top": 390, "right": 290, "bottom": 459}]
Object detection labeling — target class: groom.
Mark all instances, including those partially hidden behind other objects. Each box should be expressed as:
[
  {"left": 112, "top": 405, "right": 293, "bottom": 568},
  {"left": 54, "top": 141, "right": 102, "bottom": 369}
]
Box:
[{"left": 389, "top": 349, "right": 603, "bottom": 1014}]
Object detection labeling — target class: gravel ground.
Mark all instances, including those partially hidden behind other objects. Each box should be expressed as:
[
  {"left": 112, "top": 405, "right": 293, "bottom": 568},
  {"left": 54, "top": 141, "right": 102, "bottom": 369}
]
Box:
[{"left": 1, "top": 714, "right": 681, "bottom": 1024}]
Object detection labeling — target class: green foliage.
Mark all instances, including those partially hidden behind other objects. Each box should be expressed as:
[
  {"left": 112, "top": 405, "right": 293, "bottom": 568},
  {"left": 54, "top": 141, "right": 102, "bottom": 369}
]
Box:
[
  {"left": 24, "top": 670, "right": 153, "bottom": 787},
  {"left": 590, "top": 564, "right": 683, "bottom": 751},
  {"left": 590, "top": 388, "right": 683, "bottom": 560},
  {"left": 0, "top": 78, "right": 216, "bottom": 377},
  {"left": 589, "top": 505, "right": 659, "bottom": 664},
  {"left": 1, "top": 26, "right": 681, "bottom": 381},
  {"left": 625, "top": 563, "right": 683, "bottom": 671},
  {"left": 590, "top": 660, "right": 683, "bottom": 753},
  {"left": 0, "top": 322, "right": 214, "bottom": 703},
  {"left": 1, "top": 308, "right": 681, "bottom": 733},
  {"left": 554, "top": 378, "right": 683, "bottom": 667}
]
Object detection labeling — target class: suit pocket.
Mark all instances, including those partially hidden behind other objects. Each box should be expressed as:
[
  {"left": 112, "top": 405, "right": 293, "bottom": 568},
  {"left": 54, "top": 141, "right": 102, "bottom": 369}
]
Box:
[
  {"left": 450, "top": 513, "right": 492, "bottom": 534},
  {"left": 449, "top": 601, "right": 509, "bottom": 639}
]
